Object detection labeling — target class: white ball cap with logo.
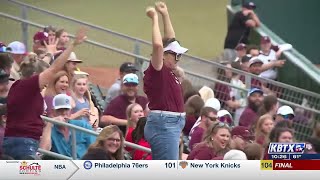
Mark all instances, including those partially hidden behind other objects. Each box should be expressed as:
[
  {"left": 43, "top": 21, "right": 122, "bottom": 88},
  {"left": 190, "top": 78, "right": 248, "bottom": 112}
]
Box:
[
  {"left": 277, "top": 105, "right": 294, "bottom": 116},
  {"left": 8, "top": 41, "right": 26, "bottom": 54},
  {"left": 53, "top": 94, "right": 72, "bottom": 110}
]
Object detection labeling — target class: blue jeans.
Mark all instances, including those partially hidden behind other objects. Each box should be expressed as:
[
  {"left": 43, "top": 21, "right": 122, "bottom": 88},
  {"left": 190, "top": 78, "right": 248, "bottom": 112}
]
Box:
[
  {"left": 144, "top": 111, "right": 185, "bottom": 160},
  {"left": 2, "top": 137, "right": 39, "bottom": 160}
]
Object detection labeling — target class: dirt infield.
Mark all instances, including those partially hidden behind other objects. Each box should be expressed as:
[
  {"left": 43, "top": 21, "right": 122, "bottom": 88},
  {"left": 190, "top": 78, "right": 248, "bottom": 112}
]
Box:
[{"left": 80, "top": 67, "right": 119, "bottom": 88}]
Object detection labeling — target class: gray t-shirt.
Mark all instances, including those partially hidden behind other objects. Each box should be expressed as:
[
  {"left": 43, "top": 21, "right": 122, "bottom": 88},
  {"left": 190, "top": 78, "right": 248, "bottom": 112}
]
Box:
[{"left": 105, "top": 79, "right": 121, "bottom": 107}]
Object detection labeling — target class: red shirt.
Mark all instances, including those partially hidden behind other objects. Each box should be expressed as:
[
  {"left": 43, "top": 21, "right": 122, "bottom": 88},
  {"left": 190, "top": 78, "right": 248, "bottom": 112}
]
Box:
[
  {"left": 187, "top": 144, "right": 217, "bottom": 160},
  {"left": 239, "top": 107, "right": 257, "bottom": 128},
  {"left": 125, "top": 127, "right": 134, "bottom": 152},
  {"left": 132, "top": 138, "right": 152, "bottom": 160},
  {"left": 103, "top": 94, "right": 148, "bottom": 135},
  {"left": 143, "top": 63, "right": 184, "bottom": 112},
  {"left": 5, "top": 75, "right": 44, "bottom": 140}
]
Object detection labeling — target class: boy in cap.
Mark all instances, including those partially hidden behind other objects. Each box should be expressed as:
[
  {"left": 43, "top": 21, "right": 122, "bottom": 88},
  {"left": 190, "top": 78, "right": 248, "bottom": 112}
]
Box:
[
  {"left": 8, "top": 41, "right": 27, "bottom": 81},
  {"left": 230, "top": 126, "right": 254, "bottom": 151},
  {"left": 144, "top": 2, "right": 188, "bottom": 160},
  {"left": 105, "top": 62, "right": 138, "bottom": 107},
  {"left": 40, "top": 94, "right": 96, "bottom": 159},
  {"left": 257, "top": 36, "right": 286, "bottom": 80}
]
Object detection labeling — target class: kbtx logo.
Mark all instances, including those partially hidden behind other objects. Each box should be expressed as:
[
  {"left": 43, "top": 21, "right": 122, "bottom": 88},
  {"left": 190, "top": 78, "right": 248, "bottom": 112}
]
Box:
[{"left": 268, "top": 143, "right": 305, "bottom": 154}]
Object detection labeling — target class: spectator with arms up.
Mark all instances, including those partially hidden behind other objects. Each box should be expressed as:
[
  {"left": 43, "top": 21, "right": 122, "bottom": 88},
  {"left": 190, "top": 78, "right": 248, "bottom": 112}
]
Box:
[
  {"left": 2, "top": 28, "right": 87, "bottom": 159},
  {"left": 144, "top": 2, "right": 188, "bottom": 160}
]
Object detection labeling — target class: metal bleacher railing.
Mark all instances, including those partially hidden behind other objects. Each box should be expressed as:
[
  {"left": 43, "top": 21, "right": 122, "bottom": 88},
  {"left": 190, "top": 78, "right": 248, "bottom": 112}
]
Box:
[
  {"left": 1, "top": 0, "right": 319, "bottom": 141},
  {"left": 39, "top": 116, "right": 151, "bottom": 160},
  {"left": 0, "top": 12, "right": 319, "bottom": 141}
]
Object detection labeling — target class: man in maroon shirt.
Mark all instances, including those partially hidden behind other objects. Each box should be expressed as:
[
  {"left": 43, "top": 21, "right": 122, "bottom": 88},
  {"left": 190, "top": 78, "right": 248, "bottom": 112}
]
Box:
[
  {"left": 189, "top": 107, "right": 217, "bottom": 151},
  {"left": 2, "top": 28, "right": 87, "bottom": 159},
  {"left": 144, "top": 2, "right": 188, "bottom": 160},
  {"left": 239, "top": 88, "right": 264, "bottom": 129},
  {"left": 101, "top": 73, "right": 148, "bottom": 135}
]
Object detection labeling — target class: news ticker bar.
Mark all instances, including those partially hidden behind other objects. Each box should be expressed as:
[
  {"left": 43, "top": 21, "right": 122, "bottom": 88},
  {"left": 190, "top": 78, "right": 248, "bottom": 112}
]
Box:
[
  {"left": 1, "top": 160, "right": 320, "bottom": 180},
  {"left": 269, "top": 153, "right": 320, "bottom": 160},
  {"left": 261, "top": 160, "right": 320, "bottom": 170}
]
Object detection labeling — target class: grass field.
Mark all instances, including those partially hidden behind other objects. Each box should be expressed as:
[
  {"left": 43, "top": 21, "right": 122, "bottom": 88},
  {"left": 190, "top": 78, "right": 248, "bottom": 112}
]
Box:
[{"left": 0, "top": 0, "right": 228, "bottom": 67}]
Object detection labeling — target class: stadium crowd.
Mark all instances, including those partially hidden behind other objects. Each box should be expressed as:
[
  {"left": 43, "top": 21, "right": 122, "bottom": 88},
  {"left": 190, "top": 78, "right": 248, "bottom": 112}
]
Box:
[{"left": 0, "top": 1, "right": 319, "bottom": 160}]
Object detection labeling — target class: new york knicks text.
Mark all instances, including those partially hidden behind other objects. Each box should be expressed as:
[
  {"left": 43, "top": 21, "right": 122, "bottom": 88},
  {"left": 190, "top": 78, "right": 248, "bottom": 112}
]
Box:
[{"left": 190, "top": 162, "right": 241, "bottom": 169}]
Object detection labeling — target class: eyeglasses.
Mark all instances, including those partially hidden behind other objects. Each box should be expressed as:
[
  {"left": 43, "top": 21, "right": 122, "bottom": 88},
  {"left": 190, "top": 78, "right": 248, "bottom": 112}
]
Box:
[
  {"left": 107, "top": 138, "right": 121, "bottom": 143},
  {"left": 165, "top": 51, "right": 182, "bottom": 61},
  {"left": 206, "top": 116, "right": 217, "bottom": 122}
]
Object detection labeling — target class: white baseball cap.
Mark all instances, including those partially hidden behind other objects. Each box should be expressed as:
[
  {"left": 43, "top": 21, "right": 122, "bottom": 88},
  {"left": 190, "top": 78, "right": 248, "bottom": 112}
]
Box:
[
  {"left": 223, "top": 150, "right": 247, "bottom": 160},
  {"left": 217, "top": 109, "right": 232, "bottom": 118},
  {"left": 8, "top": 41, "right": 27, "bottom": 55},
  {"left": 277, "top": 105, "right": 294, "bottom": 116},
  {"left": 74, "top": 70, "right": 89, "bottom": 76},
  {"left": 163, "top": 41, "right": 188, "bottom": 54},
  {"left": 52, "top": 94, "right": 72, "bottom": 110},
  {"left": 204, "top": 98, "right": 221, "bottom": 111},
  {"left": 68, "top": 52, "right": 82, "bottom": 63}
]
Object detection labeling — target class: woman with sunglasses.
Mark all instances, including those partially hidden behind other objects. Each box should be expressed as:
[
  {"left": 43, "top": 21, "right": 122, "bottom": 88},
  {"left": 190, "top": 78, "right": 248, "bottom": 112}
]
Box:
[
  {"left": 143, "top": 2, "right": 188, "bottom": 160},
  {"left": 187, "top": 122, "right": 231, "bottom": 160}
]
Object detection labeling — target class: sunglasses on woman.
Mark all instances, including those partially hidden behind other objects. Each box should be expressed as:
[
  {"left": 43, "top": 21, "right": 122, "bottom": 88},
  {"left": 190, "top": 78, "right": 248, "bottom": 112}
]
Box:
[
  {"left": 165, "top": 51, "right": 182, "bottom": 61},
  {"left": 282, "top": 114, "right": 294, "bottom": 120}
]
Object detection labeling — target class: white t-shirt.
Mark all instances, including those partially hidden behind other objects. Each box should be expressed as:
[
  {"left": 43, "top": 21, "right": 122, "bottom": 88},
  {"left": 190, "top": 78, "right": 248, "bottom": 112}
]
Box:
[{"left": 258, "top": 50, "right": 278, "bottom": 80}]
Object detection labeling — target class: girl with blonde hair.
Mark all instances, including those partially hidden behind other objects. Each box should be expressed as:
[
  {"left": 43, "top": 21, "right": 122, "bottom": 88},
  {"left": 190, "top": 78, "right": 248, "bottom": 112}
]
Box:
[
  {"left": 85, "top": 125, "right": 124, "bottom": 160},
  {"left": 255, "top": 114, "right": 274, "bottom": 146},
  {"left": 70, "top": 74, "right": 99, "bottom": 128}
]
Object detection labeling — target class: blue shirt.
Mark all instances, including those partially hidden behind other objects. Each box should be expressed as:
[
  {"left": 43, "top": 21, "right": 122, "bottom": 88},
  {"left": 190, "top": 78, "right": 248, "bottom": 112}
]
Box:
[{"left": 51, "top": 120, "right": 96, "bottom": 159}]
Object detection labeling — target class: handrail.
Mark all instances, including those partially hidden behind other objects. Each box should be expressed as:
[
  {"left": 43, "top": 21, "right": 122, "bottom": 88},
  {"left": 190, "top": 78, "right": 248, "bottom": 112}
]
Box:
[
  {"left": 37, "top": 148, "right": 73, "bottom": 160},
  {"left": 227, "top": 5, "right": 320, "bottom": 85},
  {"left": 4, "top": 1, "right": 320, "bottom": 96},
  {"left": 7, "top": 0, "right": 152, "bottom": 45},
  {"left": 0, "top": 12, "right": 319, "bottom": 114},
  {"left": 41, "top": 116, "right": 152, "bottom": 153}
]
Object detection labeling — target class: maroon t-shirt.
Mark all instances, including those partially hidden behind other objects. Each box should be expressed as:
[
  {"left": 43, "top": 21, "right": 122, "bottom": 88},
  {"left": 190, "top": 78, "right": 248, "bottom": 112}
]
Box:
[
  {"left": 143, "top": 63, "right": 184, "bottom": 112},
  {"left": 183, "top": 115, "right": 197, "bottom": 135},
  {"left": 239, "top": 107, "right": 257, "bottom": 128},
  {"left": 187, "top": 144, "right": 217, "bottom": 160},
  {"left": 103, "top": 94, "right": 148, "bottom": 135},
  {"left": 189, "top": 126, "right": 205, "bottom": 151},
  {"left": 5, "top": 75, "right": 44, "bottom": 140}
]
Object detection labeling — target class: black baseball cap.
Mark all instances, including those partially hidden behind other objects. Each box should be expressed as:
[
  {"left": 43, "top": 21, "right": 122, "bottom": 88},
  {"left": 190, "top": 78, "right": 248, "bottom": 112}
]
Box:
[
  {"left": 119, "top": 62, "right": 138, "bottom": 73},
  {"left": 243, "top": 2, "right": 256, "bottom": 10}
]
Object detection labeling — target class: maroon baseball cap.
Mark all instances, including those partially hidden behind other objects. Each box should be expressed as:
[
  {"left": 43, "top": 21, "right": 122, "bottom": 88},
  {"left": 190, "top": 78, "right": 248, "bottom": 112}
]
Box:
[
  {"left": 261, "top": 36, "right": 271, "bottom": 44},
  {"left": 33, "top": 31, "right": 48, "bottom": 43},
  {"left": 231, "top": 126, "right": 254, "bottom": 141},
  {"left": 235, "top": 43, "right": 247, "bottom": 51}
]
